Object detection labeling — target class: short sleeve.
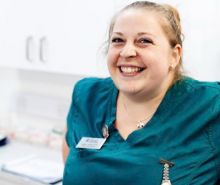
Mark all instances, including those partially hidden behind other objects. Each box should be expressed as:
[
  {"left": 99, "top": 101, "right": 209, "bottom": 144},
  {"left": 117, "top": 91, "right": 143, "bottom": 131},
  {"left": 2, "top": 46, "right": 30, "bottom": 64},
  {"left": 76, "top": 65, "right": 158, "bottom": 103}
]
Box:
[
  {"left": 65, "top": 77, "right": 115, "bottom": 147},
  {"left": 65, "top": 81, "right": 81, "bottom": 147}
]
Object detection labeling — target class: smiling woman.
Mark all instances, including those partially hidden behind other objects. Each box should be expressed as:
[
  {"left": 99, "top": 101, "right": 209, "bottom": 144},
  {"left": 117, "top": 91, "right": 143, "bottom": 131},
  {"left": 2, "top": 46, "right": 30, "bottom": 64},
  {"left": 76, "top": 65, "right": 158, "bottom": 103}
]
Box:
[
  {"left": 107, "top": 8, "right": 181, "bottom": 99},
  {"left": 63, "top": 1, "right": 220, "bottom": 185}
]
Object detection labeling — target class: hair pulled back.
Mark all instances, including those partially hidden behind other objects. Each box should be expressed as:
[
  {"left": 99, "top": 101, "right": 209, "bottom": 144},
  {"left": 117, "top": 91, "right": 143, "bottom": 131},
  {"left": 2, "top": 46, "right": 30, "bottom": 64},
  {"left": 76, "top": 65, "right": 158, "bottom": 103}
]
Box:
[{"left": 107, "top": 1, "right": 184, "bottom": 82}]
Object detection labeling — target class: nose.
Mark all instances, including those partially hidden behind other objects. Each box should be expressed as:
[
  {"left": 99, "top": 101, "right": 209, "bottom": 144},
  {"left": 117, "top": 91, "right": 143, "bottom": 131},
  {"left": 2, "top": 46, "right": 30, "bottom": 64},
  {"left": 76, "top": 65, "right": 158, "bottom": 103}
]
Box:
[{"left": 119, "top": 42, "right": 137, "bottom": 58}]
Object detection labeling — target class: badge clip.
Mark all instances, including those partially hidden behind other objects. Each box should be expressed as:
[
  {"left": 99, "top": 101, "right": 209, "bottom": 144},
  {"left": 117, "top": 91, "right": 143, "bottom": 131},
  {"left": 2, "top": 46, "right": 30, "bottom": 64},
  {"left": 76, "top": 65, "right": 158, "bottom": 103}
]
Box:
[
  {"left": 160, "top": 159, "right": 174, "bottom": 185},
  {"left": 102, "top": 124, "right": 109, "bottom": 139}
]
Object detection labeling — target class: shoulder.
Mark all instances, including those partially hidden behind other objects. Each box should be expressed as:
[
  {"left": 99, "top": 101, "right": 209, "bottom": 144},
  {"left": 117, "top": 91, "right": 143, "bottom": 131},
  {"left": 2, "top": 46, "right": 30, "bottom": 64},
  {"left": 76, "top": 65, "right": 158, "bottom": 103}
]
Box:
[
  {"left": 176, "top": 76, "right": 220, "bottom": 99},
  {"left": 66, "top": 77, "right": 116, "bottom": 145},
  {"left": 187, "top": 77, "right": 220, "bottom": 112},
  {"left": 72, "top": 77, "right": 115, "bottom": 99},
  {"left": 71, "top": 77, "right": 117, "bottom": 112},
  {"left": 74, "top": 77, "right": 114, "bottom": 91},
  {"left": 171, "top": 76, "right": 220, "bottom": 120}
]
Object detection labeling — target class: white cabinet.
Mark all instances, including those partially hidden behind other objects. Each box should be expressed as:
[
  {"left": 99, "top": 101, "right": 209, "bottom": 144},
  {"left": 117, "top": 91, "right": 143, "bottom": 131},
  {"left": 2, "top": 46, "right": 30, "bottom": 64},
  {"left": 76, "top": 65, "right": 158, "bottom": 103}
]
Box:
[
  {"left": 0, "top": 0, "right": 115, "bottom": 77},
  {"left": 0, "top": 0, "right": 47, "bottom": 71},
  {"left": 43, "top": 0, "right": 114, "bottom": 77}
]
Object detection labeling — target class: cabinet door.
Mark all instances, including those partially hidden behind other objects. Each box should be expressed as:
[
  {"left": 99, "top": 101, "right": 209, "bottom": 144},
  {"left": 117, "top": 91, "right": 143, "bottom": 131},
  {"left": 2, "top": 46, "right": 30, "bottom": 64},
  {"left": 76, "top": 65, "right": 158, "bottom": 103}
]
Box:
[
  {"left": 0, "top": 0, "right": 115, "bottom": 77},
  {"left": 41, "top": 0, "right": 115, "bottom": 77},
  {"left": 0, "top": 0, "right": 46, "bottom": 71}
]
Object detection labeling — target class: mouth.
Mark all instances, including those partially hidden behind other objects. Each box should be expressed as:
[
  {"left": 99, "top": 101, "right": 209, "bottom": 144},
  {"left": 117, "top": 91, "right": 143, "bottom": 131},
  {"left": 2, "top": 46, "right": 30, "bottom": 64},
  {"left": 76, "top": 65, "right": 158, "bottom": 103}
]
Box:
[{"left": 118, "top": 66, "right": 146, "bottom": 76}]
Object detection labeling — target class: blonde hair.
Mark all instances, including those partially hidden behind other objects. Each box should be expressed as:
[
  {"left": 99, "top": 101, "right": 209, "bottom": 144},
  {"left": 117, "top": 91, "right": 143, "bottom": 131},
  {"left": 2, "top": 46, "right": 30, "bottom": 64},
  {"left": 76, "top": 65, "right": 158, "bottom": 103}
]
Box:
[{"left": 107, "top": 1, "right": 184, "bottom": 82}]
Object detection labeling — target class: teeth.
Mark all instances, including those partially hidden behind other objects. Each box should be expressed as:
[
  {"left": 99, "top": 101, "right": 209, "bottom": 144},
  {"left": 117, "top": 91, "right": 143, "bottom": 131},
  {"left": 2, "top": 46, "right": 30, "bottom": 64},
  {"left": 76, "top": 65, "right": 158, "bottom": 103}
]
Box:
[{"left": 120, "top": 66, "right": 142, "bottom": 73}]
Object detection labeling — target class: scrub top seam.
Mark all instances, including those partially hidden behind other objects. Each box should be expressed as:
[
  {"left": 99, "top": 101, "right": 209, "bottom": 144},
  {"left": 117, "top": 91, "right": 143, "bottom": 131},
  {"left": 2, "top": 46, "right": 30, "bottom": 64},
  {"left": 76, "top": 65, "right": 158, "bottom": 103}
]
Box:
[
  {"left": 106, "top": 81, "right": 117, "bottom": 127},
  {"left": 66, "top": 82, "right": 81, "bottom": 147},
  {"left": 184, "top": 79, "right": 220, "bottom": 92},
  {"left": 209, "top": 113, "right": 220, "bottom": 177},
  {"left": 206, "top": 122, "right": 219, "bottom": 179}
]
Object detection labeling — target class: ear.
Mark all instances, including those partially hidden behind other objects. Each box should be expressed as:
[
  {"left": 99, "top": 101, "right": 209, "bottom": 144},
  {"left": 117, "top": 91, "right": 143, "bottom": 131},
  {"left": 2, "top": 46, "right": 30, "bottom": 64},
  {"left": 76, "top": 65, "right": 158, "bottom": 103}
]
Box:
[{"left": 170, "top": 44, "right": 182, "bottom": 68}]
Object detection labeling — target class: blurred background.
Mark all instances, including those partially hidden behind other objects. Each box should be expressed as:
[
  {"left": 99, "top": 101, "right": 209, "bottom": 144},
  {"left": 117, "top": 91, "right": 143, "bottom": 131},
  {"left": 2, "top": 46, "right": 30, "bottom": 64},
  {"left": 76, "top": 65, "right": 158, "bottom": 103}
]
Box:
[{"left": 0, "top": 0, "right": 219, "bottom": 184}]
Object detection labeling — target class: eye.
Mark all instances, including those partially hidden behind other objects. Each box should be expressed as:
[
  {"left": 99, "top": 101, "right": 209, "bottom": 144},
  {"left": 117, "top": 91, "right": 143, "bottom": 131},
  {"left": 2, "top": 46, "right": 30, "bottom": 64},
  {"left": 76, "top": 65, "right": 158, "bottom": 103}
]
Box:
[
  {"left": 138, "top": 38, "right": 153, "bottom": 45},
  {"left": 111, "top": 37, "right": 124, "bottom": 44}
]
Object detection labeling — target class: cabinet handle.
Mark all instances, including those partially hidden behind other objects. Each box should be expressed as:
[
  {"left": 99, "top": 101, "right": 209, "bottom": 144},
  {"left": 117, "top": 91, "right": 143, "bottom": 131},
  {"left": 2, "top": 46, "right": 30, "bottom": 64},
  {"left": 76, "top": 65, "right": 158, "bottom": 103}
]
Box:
[
  {"left": 39, "top": 37, "right": 48, "bottom": 63},
  {"left": 26, "top": 36, "right": 34, "bottom": 62}
]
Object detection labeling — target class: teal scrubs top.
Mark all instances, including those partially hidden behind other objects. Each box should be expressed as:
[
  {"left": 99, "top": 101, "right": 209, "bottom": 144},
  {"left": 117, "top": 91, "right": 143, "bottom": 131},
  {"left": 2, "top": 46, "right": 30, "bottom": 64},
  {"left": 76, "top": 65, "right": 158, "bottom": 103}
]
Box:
[{"left": 63, "top": 77, "right": 220, "bottom": 185}]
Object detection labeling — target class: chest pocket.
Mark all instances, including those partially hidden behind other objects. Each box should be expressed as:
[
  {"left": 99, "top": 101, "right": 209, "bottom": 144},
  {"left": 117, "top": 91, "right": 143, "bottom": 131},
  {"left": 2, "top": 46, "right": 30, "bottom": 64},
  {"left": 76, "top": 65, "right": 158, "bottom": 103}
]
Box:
[{"left": 162, "top": 148, "right": 218, "bottom": 185}]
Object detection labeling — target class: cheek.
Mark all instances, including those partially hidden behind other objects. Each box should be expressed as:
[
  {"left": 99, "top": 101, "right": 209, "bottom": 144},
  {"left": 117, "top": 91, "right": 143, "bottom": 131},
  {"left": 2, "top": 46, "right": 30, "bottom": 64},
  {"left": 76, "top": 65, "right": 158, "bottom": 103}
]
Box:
[
  {"left": 107, "top": 49, "right": 118, "bottom": 66},
  {"left": 107, "top": 52, "right": 115, "bottom": 74},
  {"left": 149, "top": 50, "right": 171, "bottom": 70},
  {"left": 145, "top": 56, "right": 170, "bottom": 75},
  {"left": 153, "top": 59, "right": 169, "bottom": 71}
]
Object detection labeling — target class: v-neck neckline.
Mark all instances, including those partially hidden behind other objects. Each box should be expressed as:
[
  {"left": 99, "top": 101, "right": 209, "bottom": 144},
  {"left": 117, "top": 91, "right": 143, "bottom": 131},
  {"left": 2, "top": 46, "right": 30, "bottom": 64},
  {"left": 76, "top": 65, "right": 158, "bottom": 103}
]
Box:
[{"left": 105, "top": 78, "right": 187, "bottom": 145}]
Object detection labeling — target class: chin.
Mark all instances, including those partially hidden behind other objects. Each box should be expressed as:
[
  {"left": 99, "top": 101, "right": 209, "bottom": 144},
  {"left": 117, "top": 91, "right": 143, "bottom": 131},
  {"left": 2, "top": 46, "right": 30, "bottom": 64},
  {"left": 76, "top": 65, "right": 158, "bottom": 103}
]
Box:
[
  {"left": 111, "top": 71, "right": 148, "bottom": 94},
  {"left": 117, "top": 82, "right": 142, "bottom": 95}
]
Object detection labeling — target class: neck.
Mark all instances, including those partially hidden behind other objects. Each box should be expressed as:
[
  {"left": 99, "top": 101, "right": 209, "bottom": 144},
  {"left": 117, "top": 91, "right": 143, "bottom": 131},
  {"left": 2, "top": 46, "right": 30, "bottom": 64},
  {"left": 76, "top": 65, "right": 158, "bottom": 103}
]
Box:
[
  {"left": 117, "top": 78, "right": 173, "bottom": 120},
  {"left": 119, "top": 89, "right": 165, "bottom": 115}
]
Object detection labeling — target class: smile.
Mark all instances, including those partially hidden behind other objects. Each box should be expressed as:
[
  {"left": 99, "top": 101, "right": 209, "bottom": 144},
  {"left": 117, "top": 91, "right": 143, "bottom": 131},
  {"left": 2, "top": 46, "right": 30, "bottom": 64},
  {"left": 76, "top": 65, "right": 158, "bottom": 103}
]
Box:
[{"left": 119, "top": 66, "right": 146, "bottom": 76}]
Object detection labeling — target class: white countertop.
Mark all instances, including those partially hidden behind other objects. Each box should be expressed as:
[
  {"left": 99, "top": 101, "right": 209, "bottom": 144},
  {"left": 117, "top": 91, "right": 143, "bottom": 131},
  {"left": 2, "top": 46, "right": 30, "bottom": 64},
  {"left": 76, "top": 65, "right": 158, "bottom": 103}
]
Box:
[{"left": 0, "top": 140, "right": 63, "bottom": 185}]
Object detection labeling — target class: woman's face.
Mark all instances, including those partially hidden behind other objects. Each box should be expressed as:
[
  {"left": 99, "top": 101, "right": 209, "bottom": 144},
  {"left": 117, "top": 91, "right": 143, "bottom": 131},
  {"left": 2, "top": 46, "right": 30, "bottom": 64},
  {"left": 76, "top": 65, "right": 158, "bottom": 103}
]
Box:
[{"left": 107, "top": 9, "right": 179, "bottom": 97}]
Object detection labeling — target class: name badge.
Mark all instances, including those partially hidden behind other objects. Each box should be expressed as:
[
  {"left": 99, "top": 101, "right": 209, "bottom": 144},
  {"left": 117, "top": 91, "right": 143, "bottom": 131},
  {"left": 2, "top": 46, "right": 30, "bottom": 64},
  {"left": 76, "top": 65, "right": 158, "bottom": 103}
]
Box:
[{"left": 76, "top": 137, "right": 106, "bottom": 149}]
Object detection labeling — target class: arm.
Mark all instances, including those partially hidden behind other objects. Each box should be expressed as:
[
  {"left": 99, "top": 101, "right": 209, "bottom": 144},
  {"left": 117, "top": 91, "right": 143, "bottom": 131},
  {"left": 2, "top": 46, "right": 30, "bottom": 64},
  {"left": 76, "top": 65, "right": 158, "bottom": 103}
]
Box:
[
  {"left": 62, "top": 136, "right": 69, "bottom": 163},
  {"left": 62, "top": 81, "right": 79, "bottom": 163}
]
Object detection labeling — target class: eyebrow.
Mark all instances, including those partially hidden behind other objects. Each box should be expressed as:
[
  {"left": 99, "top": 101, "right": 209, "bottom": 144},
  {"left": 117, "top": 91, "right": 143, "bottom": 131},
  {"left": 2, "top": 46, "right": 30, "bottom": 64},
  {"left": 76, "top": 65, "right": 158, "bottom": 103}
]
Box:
[
  {"left": 112, "top": 32, "right": 123, "bottom": 36},
  {"left": 137, "top": 32, "right": 154, "bottom": 37},
  {"left": 112, "top": 32, "right": 154, "bottom": 37}
]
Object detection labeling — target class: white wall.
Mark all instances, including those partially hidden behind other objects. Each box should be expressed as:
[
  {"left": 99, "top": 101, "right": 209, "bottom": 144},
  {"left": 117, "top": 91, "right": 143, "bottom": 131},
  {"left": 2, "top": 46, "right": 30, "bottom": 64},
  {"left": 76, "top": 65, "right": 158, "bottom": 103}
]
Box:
[
  {"left": 0, "top": 68, "right": 19, "bottom": 113},
  {"left": 0, "top": 68, "right": 82, "bottom": 118},
  {"left": 0, "top": 68, "right": 83, "bottom": 147},
  {"left": 178, "top": 0, "right": 220, "bottom": 81}
]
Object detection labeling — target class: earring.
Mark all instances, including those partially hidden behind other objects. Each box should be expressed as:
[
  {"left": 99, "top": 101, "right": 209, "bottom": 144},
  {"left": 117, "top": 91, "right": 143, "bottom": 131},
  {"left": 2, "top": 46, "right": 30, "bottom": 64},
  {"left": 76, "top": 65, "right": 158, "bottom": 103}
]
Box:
[{"left": 169, "top": 64, "right": 175, "bottom": 71}]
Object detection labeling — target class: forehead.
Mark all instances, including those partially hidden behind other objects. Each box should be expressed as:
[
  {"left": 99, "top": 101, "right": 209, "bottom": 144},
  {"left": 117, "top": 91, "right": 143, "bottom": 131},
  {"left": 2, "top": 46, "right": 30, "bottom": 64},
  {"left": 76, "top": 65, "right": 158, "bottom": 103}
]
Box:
[{"left": 113, "top": 9, "right": 165, "bottom": 36}]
